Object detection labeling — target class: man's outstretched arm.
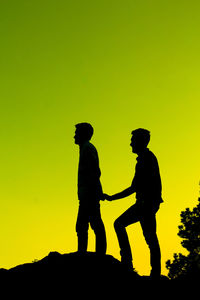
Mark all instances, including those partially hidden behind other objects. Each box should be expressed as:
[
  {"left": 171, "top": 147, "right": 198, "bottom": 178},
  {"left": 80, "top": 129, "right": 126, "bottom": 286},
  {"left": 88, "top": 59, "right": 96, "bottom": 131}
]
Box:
[{"left": 103, "top": 185, "right": 135, "bottom": 201}]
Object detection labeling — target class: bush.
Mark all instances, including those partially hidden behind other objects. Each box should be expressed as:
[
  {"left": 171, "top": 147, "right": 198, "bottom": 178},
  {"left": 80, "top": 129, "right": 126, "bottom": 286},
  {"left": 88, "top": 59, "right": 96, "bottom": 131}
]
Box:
[{"left": 166, "top": 198, "right": 200, "bottom": 280}]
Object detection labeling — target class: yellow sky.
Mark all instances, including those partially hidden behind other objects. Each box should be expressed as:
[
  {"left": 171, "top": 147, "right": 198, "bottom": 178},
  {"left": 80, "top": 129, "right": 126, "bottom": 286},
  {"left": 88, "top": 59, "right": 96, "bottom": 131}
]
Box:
[{"left": 0, "top": 0, "right": 200, "bottom": 275}]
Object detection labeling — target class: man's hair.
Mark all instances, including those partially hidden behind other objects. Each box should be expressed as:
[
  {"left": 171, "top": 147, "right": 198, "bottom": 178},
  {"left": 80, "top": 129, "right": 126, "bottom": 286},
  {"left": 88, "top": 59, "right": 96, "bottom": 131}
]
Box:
[
  {"left": 75, "top": 123, "right": 94, "bottom": 140},
  {"left": 131, "top": 128, "right": 150, "bottom": 147}
]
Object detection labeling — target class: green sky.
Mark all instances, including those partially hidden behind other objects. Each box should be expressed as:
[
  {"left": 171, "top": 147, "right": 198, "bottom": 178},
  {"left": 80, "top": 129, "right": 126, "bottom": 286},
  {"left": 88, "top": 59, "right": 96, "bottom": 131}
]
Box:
[{"left": 0, "top": 0, "right": 200, "bottom": 275}]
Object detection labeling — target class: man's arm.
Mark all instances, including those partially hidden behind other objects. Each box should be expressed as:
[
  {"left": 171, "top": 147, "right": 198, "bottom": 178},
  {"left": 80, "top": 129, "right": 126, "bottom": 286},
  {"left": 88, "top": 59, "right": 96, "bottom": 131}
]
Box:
[
  {"left": 103, "top": 185, "right": 135, "bottom": 201},
  {"left": 84, "top": 145, "right": 101, "bottom": 180}
]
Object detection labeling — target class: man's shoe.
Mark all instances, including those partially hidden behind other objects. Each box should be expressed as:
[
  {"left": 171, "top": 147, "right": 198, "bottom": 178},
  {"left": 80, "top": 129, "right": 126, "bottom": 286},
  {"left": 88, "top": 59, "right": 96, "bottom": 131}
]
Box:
[
  {"left": 150, "top": 270, "right": 161, "bottom": 280},
  {"left": 121, "top": 258, "right": 133, "bottom": 272}
]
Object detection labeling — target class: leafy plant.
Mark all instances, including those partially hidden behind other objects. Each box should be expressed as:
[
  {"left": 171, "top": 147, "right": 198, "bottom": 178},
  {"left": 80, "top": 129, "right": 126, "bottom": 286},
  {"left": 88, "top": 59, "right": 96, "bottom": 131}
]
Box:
[{"left": 166, "top": 198, "right": 200, "bottom": 279}]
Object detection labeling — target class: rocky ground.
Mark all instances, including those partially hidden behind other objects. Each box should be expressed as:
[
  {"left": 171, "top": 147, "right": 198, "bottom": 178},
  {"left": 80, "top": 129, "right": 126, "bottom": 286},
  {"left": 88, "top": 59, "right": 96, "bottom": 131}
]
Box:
[{"left": 0, "top": 251, "right": 186, "bottom": 297}]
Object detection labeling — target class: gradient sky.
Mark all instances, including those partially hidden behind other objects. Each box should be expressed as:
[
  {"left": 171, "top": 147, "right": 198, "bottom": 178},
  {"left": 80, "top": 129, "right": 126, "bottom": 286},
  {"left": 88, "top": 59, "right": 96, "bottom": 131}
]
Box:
[{"left": 0, "top": 0, "right": 200, "bottom": 275}]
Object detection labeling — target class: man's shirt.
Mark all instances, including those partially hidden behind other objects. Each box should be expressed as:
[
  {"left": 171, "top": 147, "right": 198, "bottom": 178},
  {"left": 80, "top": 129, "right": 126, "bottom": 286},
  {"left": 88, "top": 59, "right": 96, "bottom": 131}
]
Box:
[
  {"left": 78, "top": 141, "right": 103, "bottom": 201},
  {"left": 131, "top": 148, "right": 163, "bottom": 206}
]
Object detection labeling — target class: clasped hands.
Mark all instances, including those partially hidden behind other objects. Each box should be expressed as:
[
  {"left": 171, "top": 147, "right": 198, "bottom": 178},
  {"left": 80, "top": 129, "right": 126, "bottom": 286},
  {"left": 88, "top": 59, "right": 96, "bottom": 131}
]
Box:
[{"left": 101, "top": 193, "right": 114, "bottom": 201}]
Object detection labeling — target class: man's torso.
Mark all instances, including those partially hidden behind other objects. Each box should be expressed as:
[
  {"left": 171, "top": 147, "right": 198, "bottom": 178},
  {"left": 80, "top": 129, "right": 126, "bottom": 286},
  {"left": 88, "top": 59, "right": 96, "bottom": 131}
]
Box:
[{"left": 78, "top": 141, "right": 103, "bottom": 201}]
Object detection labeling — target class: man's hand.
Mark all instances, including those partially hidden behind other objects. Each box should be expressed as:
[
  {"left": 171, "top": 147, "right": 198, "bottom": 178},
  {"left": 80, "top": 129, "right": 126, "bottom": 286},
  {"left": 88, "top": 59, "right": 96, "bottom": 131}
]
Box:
[
  {"left": 102, "top": 193, "right": 113, "bottom": 201},
  {"left": 100, "top": 193, "right": 106, "bottom": 201}
]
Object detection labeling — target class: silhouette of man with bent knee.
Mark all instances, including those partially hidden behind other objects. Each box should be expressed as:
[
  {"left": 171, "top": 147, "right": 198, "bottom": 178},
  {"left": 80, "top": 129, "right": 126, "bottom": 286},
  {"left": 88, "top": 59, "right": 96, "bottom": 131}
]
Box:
[
  {"left": 74, "top": 123, "right": 106, "bottom": 255},
  {"left": 104, "top": 129, "right": 163, "bottom": 278}
]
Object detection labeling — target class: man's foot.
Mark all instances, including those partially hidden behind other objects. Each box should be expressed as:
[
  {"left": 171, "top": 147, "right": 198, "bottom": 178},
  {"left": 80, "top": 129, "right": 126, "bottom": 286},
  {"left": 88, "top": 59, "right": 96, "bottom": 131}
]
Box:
[
  {"left": 77, "top": 250, "right": 87, "bottom": 255},
  {"left": 150, "top": 270, "right": 161, "bottom": 280},
  {"left": 121, "top": 258, "right": 133, "bottom": 272}
]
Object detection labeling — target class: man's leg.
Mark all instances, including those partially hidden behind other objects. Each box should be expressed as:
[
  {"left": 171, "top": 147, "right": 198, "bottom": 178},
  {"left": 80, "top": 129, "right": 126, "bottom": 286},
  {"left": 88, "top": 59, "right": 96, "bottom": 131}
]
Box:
[
  {"left": 90, "top": 204, "right": 107, "bottom": 255},
  {"left": 76, "top": 203, "right": 89, "bottom": 253},
  {"left": 140, "top": 213, "right": 161, "bottom": 278},
  {"left": 114, "top": 204, "right": 141, "bottom": 269}
]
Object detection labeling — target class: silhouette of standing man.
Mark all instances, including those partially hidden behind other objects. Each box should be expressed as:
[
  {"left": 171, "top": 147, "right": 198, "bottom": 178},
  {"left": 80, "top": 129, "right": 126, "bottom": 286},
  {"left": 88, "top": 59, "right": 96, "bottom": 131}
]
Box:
[
  {"left": 104, "top": 129, "right": 163, "bottom": 278},
  {"left": 74, "top": 123, "right": 107, "bottom": 255}
]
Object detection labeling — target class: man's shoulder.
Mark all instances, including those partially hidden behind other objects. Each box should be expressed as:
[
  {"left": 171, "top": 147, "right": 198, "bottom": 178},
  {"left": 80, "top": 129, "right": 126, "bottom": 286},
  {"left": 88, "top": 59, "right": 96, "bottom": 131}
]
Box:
[
  {"left": 147, "top": 149, "right": 156, "bottom": 158},
  {"left": 86, "top": 142, "right": 97, "bottom": 150},
  {"left": 143, "top": 149, "right": 158, "bottom": 163},
  {"left": 82, "top": 142, "right": 97, "bottom": 154}
]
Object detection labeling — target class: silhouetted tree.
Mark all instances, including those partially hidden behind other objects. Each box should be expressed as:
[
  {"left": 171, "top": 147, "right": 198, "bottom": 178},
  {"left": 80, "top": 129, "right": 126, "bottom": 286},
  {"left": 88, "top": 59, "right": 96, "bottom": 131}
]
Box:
[{"left": 166, "top": 197, "right": 200, "bottom": 279}]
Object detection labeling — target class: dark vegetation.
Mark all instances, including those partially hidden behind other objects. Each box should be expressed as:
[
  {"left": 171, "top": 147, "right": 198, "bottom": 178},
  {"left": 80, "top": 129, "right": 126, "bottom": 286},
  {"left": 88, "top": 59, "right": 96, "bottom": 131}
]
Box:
[{"left": 166, "top": 198, "right": 200, "bottom": 280}]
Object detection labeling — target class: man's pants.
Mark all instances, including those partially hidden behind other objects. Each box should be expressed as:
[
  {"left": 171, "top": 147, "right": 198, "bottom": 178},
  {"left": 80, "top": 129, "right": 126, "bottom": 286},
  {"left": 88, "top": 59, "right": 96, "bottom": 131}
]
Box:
[
  {"left": 114, "top": 203, "right": 161, "bottom": 275},
  {"left": 76, "top": 201, "right": 107, "bottom": 254}
]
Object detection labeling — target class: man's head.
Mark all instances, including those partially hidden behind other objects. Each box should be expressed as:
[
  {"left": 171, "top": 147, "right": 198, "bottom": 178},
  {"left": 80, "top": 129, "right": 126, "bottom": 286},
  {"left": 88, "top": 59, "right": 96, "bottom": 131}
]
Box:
[
  {"left": 130, "top": 128, "right": 150, "bottom": 154},
  {"left": 74, "top": 122, "right": 94, "bottom": 145}
]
